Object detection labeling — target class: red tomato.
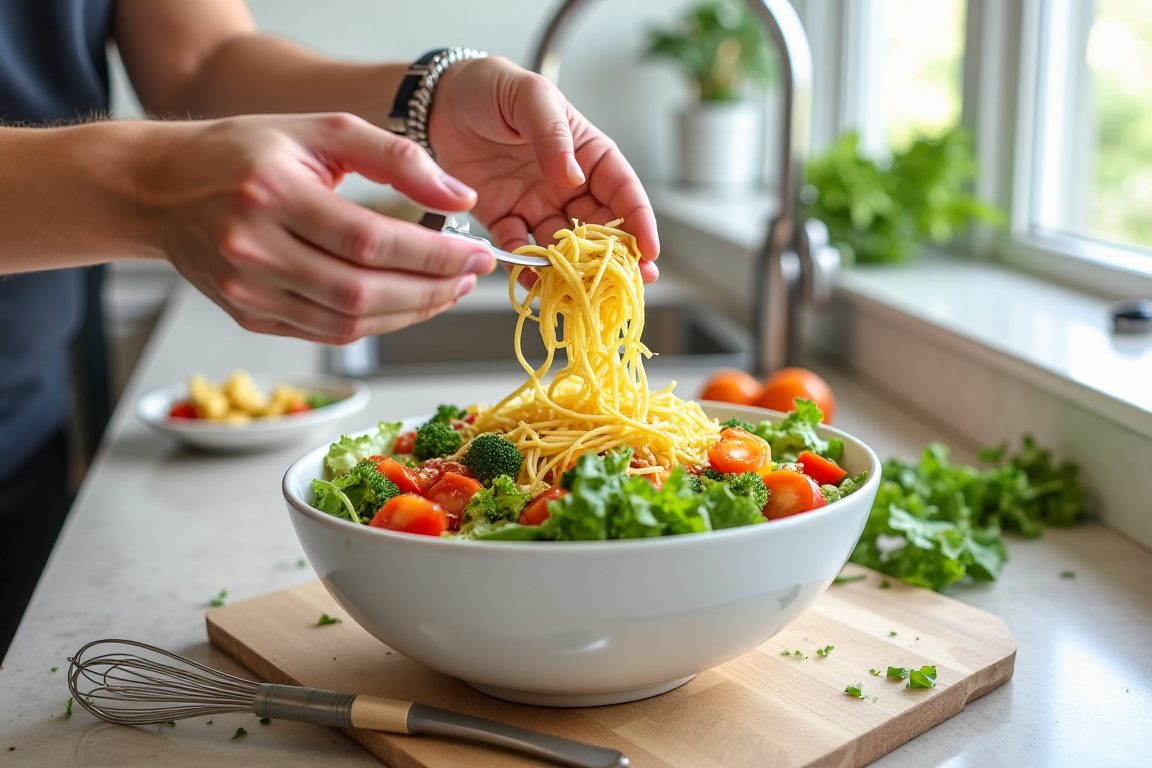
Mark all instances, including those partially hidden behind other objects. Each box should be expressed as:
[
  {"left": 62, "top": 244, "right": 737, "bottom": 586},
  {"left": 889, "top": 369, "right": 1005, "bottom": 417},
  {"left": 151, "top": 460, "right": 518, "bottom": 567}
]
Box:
[
  {"left": 286, "top": 401, "right": 311, "bottom": 415},
  {"left": 416, "top": 458, "right": 473, "bottom": 489},
  {"left": 761, "top": 470, "right": 826, "bottom": 520},
  {"left": 427, "top": 473, "right": 483, "bottom": 529},
  {"left": 168, "top": 401, "right": 198, "bottom": 419},
  {"left": 797, "top": 451, "right": 847, "bottom": 486},
  {"left": 707, "top": 428, "right": 772, "bottom": 475},
  {"left": 369, "top": 494, "right": 448, "bottom": 536},
  {"left": 756, "top": 367, "right": 836, "bottom": 424},
  {"left": 464, "top": 413, "right": 477, "bottom": 424},
  {"left": 520, "top": 486, "right": 568, "bottom": 526},
  {"left": 376, "top": 457, "right": 427, "bottom": 494},
  {"left": 393, "top": 431, "right": 417, "bottom": 454},
  {"left": 698, "top": 369, "right": 762, "bottom": 406}
]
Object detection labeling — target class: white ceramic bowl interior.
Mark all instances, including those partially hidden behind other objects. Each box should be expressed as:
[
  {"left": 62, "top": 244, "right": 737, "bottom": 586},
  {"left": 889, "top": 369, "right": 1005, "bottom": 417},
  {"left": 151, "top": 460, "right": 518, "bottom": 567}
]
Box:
[
  {"left": 283, "top": 403, "right": 880, "bottom": 707},
  {"left": 138, "top": 373, "right": 369, "bottom": 453}
]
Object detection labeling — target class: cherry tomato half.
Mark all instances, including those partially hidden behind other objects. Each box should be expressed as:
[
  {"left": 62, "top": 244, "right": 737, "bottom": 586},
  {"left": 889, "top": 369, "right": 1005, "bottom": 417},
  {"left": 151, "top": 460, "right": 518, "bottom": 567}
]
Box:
[
  {"left": 393, "top": 431, "right": 417, "bottom": 455},
  {"left": 376, "top": 457, "right": 427, "bottom": 494},
  {"left": 761, "top": 470, "right": 826, "bottom": 520},
  {"left": 708, "top": 428, "right": 772, "bottom": 476},
  {"left": 426, "top": 472, "right": 482, "bottom": 530},
  {"left": 797, "top": 451, "right": 847, "bottom": 486},
  {"left": 369, "top": 494, "right": 448, "bottom": 536},
  {"left": 286, "top": 401, "right": 311, "bottom": 415},
  {"left": 168, "top": 401, "right": 198, "bottom": 419},
  {"left": 699, "top": 369, "right": 762, "bottom": 406},
  {"left": 520, "top": 486, "right": 569, "bottom": 526}
]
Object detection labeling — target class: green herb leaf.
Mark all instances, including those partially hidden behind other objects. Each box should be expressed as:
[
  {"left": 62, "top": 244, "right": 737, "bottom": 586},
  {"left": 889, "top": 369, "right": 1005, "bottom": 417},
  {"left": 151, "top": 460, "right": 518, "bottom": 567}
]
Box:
[
  {"left": 317, "top": 614, "right": 343, "bottom": 626},
  {"left": 845, "top": 683, "right": 865, "bottom": 699},
  {"left": 889, "top": 631, "right": 897, "bottom": 637},
  {"left": 906, "top": 666, "right": 937, "bottom": 689},
  {"left": 65, "top": 698, "right": 73, "bottom": 718},
  {"left": 816, "top": 645, "right": 834, "bottom": 657},
  {"left": 209, "top": 590, "right": 227, "bottom": 608},
  {"left": 879, "top": 579, "right": 891, "bottom": 589},
  {"left": 833, "top": 575, "right": 866, "bottom": 585},
  {"left": 792, "top": 650, "right": 808, "bottom": 660},
  {"left": 296, "top": 558, "right": 307, "bottom": 569},
  {"left": 780, "top": 649, "right": 791, "bottom": 656},
  {"left": 232, "top": 727, "right": 247, "bottom": 740},
  {"left": 869, "top": 669, "right": 881, "bottom": 676},
  {"left": 323, "top": 422, "right": 403, "bottom": 476},
  {"left": 259, "top": 718, "right": 271, "bottom": 725},
  {"left": 1060, "top": 570, "right": 1076, "bottom": 579},
  {"left": 887, "top": 666, "right": 911, "bottom": 679},
  {"left": 50, "top": 667, "right": 57, "bottom": 673}
]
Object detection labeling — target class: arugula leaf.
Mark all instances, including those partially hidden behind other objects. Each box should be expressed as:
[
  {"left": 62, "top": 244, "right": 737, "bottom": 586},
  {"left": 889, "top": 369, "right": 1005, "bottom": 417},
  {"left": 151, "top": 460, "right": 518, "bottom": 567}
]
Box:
[
  {"left": 752, "top": 400, "right": 843, "bottom": 463},
  {"left": 816, "top": 645, "right": 834, "bottom": 657},
  {"left": 324, "top": 422, "right": 403, "bottom": 476},
  {"left": 845, "top": 683, "right": 865, "bottom": 699},
  {"left": 317, "top": 613, "right": 343, "bottom": 626}
]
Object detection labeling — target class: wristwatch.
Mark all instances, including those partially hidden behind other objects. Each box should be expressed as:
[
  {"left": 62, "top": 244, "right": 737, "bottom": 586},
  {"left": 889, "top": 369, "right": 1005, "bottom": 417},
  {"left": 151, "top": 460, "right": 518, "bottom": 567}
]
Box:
[{"left": 388, "top": 47, "right": 488, "bottom": 157}]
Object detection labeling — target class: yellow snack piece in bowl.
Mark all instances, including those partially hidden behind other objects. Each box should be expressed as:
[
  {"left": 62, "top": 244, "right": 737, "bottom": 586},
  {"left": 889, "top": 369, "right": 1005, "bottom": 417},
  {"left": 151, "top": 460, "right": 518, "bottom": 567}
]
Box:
[{"left": 223, "top": 370, "right": 269, "bottom": 416}]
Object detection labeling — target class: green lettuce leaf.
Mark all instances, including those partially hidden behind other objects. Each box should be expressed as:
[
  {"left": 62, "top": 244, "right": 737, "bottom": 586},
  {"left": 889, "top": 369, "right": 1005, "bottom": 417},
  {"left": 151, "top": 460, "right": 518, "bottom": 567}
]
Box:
[
  {"left": 324, "top": 421, "right": 403, "bottom": 476},
  {"left": 752, "top": 399, "right": 843, "bottom": 463}
]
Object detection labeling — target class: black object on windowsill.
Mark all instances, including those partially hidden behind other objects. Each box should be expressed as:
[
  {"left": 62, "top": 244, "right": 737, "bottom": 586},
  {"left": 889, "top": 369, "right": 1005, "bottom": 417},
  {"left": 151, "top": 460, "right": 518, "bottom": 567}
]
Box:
[{"left": 1111, "top": 299, "right": 1152, "bottom": 333}]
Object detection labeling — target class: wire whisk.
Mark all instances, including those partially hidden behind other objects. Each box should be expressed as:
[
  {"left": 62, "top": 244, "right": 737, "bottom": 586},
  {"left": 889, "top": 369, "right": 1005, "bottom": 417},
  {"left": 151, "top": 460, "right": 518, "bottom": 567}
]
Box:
[{"left": 67, "top": 639, "right": 626, "bottom": 768}]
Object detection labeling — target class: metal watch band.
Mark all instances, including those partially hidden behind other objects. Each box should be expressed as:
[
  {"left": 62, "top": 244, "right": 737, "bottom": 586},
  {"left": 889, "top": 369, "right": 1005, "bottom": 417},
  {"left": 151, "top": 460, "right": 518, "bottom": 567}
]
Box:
[{"left": 387, "top": 47, "right": 488, "bottom": 157}]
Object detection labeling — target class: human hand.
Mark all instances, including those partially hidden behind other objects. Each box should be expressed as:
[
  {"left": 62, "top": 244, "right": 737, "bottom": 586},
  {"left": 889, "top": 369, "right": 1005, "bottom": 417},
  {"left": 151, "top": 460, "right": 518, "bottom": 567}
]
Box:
[
  {"left": 144, "top": 113, "right": 496, "bottom": 345},
  {"left": 426, "top": 57, "right": 659, "bottom": 283}
]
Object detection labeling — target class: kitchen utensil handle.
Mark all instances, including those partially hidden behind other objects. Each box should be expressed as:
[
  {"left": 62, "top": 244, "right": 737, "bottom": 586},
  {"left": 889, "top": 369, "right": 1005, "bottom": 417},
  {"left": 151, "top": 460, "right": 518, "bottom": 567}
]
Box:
[{"left": 407, "top": 703, "right": 629, "bottom": 768}]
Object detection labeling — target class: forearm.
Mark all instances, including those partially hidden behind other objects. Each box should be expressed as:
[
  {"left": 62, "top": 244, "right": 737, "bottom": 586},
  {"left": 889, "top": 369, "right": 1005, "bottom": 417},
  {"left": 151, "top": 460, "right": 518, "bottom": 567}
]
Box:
[
  {"left": 174, "top": 35, "right": 404, "bottom": 129},
  {"left": 0, "top": 123, "right": 162, "bottom": 274}
]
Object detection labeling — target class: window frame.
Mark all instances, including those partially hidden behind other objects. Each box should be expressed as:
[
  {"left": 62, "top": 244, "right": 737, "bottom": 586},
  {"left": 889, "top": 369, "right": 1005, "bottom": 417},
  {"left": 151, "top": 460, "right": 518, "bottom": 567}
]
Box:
[{"left": 797, "top": 0, "right": 1152, "bottom": 299}]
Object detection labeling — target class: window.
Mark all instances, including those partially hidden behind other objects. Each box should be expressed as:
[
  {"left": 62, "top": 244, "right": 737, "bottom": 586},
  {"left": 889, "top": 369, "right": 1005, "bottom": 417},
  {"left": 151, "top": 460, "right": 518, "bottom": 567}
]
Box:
[{"left": 1029, "top": 0, "right": 1152, "bottom": 255}]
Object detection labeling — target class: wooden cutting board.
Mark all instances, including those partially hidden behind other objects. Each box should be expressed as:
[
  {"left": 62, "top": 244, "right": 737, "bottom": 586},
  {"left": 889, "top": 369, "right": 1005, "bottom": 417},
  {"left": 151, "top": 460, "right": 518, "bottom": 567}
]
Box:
[{"left": 207, "top": 565, "right": 1014, "bottom": 768}]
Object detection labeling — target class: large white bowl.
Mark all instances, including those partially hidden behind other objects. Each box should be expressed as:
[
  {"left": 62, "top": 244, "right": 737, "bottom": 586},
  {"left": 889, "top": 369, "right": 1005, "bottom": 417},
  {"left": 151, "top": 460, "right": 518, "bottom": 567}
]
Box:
[
  {"left": 138, "top": 373, "right": 369, "bottom": 453},
  {"left": 282, "top": 403, "right": 880, "bottom": 707}
]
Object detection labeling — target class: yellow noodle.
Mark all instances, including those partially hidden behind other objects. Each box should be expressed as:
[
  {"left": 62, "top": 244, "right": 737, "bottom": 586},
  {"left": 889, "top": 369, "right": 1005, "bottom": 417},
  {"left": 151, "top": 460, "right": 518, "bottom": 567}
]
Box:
[{"left": 465, "top": 220, "right": 719, "bottom": 489}]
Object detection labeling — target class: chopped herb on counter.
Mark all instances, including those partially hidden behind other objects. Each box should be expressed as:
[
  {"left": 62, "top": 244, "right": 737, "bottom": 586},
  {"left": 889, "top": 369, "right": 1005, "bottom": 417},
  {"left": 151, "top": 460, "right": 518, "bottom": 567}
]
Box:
[
  {"left": 845, "top": 683, "right": 865, "bottom": 699},
  {"left": 833, "top": 575, "right": 866, "bottom": 585},
  {"left": 887, "top": 666, "right": 911, "bottom": 679},
  {"left": 906, "top": 666, "right": 938, "bottom": 689},
  {"left": 780, "top": 649, "right": 791, "bottom": 656},
  {"left": 232, "top": 727, "right": 247, "bottom": 740},
  {"left": 869, "top": 669, "right": 881, "bottom": 676},
  {"left": 793, "top": 650, "right": 808, "bottom": 660},
  {"left": 259, "top": 718, "right": 271, "bottom": 725},
  {"left": 296, "top": 558, "right": 307, "bottom": 569},
  {"left": 1061, "top": 570, "right": 1076, "bottom": 579},
  {"left": 816, "top": 645, "right": 834, "bottom": 657},
  {"left": 210, "top": 590, "right": 228, "bottom": 608},
  {"left": 50, "top": 667, "right": 57, "bottom": 673},
  {"left": 849, "top": 437, "right": 1087, "bottom": 592},
  {"left": 65, "top": 698, "right": 73, "bottom": 718},
  {"left": 889, "top": 631, "right": 897, "bottom": 637},
  {"left": 317, "top": 614, "right": 343, "bottom": 626},
  {"left": 879, "top": 579, "right": 891, "bottom": 589},
  {"left": 871, "top": 696, "right": 880, "bottom": 703},
  {"left": 163, "top": 721, "right": 176, "bottom": 727}
]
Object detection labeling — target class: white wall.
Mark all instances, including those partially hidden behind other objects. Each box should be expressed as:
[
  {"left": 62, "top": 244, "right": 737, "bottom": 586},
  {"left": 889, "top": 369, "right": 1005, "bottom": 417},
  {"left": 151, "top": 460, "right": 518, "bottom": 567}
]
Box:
[{"left": 111, "top": 0, "right": 705, "bottom": 188}]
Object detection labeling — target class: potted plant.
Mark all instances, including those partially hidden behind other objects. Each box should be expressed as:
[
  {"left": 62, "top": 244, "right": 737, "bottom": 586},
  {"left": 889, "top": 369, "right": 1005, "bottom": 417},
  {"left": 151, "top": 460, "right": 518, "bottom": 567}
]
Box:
[{"left": 645, "top": 1, "right": 775, "bottom": 189}]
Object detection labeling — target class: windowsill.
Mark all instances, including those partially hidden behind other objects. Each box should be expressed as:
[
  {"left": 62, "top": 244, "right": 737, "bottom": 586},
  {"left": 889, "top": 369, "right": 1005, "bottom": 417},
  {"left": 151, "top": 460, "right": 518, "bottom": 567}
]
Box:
[{"left": 834, "top": 257, "right": 1152, "bottom": 441}]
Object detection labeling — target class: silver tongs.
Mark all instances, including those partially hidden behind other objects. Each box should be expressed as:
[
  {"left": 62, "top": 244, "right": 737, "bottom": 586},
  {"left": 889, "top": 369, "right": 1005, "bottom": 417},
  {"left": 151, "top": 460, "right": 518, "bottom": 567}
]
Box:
[{"left": 419, "top": 212, "right": 550, "bottom": 268}]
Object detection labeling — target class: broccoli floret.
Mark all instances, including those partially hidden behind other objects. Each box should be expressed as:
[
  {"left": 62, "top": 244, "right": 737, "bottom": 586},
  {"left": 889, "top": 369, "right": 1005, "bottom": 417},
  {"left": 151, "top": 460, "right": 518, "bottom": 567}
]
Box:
[
  {"left": 688, "top": 473, "right": 704, "bottom": 493},
  {"left": 428, "top": 404, "right": 469, "bottom": 425},
  {"left": 413, "top": 422, "right": 463, "bottom": 461},
  {"left": 461, "top": 433, "right": 524, "bottom": 482},
  {"left": 326, "top": 459, "right": 400, "bottom": 523},
  {"left": 457, "top": 476, "right": 531, "bottom": 537},
  {"left": 720, "top": 418, "right": 756, "bottom": 433},
  {"left": 702, "top": 470, "right": 768, "bottom": 511}
]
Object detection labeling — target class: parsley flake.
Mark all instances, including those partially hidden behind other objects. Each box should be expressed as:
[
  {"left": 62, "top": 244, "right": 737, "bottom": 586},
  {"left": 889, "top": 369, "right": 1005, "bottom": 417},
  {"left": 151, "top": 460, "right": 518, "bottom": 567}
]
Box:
[
  {"left": 317, "top": 613, "right": 343, "bottom": 626},
  {"left": 833, "top": 575, "right": 866, "bottom": 585},
  {"left": 780, "top": 649, "right": 791, "bottom": 656},
  {"left": 888, "top": 631, "right": 898, "bottom": 637},
  {"left": 845, "top": 683, "right": 865, "bottom": 699},
  {"left": 1060, "top": 570, "right": 1076, "bottom": 579},
  {"left": 65, "top": 698, "right": 73, "bottom": 718},
  {"left": 887, "top": 666, "right": 911, "bottom": 679},
  {"left": 879, "top": 579, "right": 891, "bottom": 589},
  {"left": 210, "top": 590, "right": 227, "bottom": 608},
  {"left": 259, "top": 718, "right": 271, "bottom": 725},
  {"left": 296, "top": 558, "right": 308, "bottom": 569},
  {"left": 792, "top": 650, "right": 808, "bottom": 660},
  {"left": 50, "top": 667, "right": 57, "bottom": 673},
  {"left": 906, "top": 666, "right": 938, "bottom": 689},
  {"left": 232, "top": 727, "right": 247, "bottom": 740},
  {"left": 869, "top": 669, "right": 881, "bottom": 676},
  {"left": 816, "top": 645, "right": 834, "bottom": 657}
]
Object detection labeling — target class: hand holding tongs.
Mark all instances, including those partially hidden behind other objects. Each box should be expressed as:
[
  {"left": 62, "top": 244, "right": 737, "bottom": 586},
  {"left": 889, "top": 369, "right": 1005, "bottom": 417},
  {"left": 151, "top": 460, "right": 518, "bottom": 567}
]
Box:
[{"left": 419, "top": 212, "right": 550, "bottom": 268}]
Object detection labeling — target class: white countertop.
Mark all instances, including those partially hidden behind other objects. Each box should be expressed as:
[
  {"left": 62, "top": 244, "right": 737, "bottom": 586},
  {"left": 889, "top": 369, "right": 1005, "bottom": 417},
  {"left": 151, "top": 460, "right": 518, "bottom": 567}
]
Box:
[{"left": 1, "top": 285, "right": 1149, "bottom": 768}]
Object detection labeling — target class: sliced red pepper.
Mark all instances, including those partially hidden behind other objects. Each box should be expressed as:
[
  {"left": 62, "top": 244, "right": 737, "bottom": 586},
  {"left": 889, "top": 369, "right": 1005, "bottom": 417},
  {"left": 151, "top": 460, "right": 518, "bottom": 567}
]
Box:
[
  {"left": 798, "top": 451, "right": 848, "bottom": 486},
  {"left": 377, "top": 457, "right": 427, "bottom": 494}
]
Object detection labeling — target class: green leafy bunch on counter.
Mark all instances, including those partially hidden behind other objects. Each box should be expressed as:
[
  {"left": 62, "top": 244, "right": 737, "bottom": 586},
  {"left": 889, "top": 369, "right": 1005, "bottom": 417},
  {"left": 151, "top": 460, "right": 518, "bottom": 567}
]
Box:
[
  {"left": 805, "top": 128, "right": 1003, "bottom": 264},
  {"left": 850, "top": 437, "right": 1087, "bottom": 592}
]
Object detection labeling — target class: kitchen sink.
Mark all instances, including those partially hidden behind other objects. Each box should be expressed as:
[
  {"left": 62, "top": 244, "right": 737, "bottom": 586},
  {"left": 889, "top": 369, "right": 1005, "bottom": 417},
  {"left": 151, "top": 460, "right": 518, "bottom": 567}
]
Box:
[{"left": 324, "top": 302, "right": 751, "bottom": 378}]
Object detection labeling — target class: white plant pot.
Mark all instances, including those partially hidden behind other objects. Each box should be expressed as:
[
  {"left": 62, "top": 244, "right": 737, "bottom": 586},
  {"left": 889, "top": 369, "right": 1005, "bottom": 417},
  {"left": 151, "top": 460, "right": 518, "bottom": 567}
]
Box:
[{"left": 677, "top": 101, "right": 760, "bottom": 188}]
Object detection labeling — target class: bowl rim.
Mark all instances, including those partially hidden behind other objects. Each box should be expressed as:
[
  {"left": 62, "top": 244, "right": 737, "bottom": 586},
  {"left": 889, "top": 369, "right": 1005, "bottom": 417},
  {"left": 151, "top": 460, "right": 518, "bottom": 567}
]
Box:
[
  {"left": 282, "top": 402, "right": 881, "bottom": 552},
  {"left": 137, "top": 372, "right": 370, "bottom": 434}
]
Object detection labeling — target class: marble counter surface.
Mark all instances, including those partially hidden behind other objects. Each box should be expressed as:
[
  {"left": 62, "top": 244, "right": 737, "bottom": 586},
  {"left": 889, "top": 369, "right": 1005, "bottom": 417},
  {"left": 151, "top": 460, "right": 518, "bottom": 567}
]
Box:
[{"left": 1, "top": 286, "right": 1149, "bottom": 767}]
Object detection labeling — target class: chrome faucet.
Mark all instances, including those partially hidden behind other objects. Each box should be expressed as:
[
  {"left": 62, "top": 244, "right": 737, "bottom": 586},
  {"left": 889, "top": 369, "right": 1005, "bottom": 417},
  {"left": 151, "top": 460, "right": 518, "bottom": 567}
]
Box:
[{"left": 531, "top": 0, "right": 839, "bottom": 375}]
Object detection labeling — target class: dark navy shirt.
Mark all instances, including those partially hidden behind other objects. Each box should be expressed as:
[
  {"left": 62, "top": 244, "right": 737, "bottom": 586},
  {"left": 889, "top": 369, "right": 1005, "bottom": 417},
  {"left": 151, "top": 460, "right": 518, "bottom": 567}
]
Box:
[{"left": 0, "top": 0, "right": 113, "bottom": 481}]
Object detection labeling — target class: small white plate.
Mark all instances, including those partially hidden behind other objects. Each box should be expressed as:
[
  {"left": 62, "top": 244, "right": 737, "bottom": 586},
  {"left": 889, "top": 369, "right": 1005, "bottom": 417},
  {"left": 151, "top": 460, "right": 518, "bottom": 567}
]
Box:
[{"left": 137, "top": 373, "right": 370, "bottom": 453}]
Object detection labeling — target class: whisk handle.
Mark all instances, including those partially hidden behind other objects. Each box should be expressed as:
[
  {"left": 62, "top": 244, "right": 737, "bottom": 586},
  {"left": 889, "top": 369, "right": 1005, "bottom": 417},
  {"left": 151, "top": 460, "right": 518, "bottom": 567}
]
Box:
[{"left": 254, "top": 683, "right": 357, "bottom": 728}]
